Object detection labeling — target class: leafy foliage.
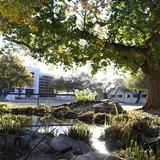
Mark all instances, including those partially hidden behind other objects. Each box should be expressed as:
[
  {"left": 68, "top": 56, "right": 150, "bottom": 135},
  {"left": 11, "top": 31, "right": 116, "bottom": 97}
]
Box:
[
  {"left": 75, "top": 90, "right": 97, "bottom": 101},
  {"left": 0, "top": 54, "right": 33, "bottom": 90},
  {"left": 1, "top": 0, "right": 160, "bottom": 108},
  {"left": 49, "top": 72, "right": 99, "bottom": 93},
  {"left": 125, "top": 72, "right": 147, "bottom": 91}
]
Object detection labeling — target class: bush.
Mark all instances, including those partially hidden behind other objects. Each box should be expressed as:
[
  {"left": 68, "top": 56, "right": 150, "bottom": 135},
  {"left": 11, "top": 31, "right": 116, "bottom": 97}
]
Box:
[
  {"left": 0, "top": 103, "right": 11, "bottom": 113},
  {"left": 75, "top": 91, "right": 97, "bottom": 101}
]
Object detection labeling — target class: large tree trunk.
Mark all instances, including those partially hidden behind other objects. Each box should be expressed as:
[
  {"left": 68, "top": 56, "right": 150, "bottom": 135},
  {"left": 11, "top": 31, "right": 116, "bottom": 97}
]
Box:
[{"left": 144, "top": 72, "right": 160, "bottom": 111}]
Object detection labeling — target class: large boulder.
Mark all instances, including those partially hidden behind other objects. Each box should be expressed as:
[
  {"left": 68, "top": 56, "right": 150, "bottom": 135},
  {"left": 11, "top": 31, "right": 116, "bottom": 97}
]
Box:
[
  {"left": 50, "top": 135, "right": 75, "bottom": 152},
  {"left": 94, "top": 101, "right": 125, "bottom": 114},
  {"left": 72, "top": 141, "right": 92, "bottom": 155},
  {"left": 21, "top": 128, "right": 40, "bottom": 138},
  {"left": 25, "top": 153, "right": 54, "bottom": 160},
  {"left": 71, "top": 152, "right": 124, "bottom": 160},
  {"left": 29, "top": 138, "right": 50, "bottom": 154},
  {"left": 55, "top": 151, "right": 74, "bottom": 160}
]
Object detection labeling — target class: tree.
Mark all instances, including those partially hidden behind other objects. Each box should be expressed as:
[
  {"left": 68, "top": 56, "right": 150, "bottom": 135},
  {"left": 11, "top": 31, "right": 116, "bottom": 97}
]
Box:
[
  {"left": 125, "top": 72, "right": 147, "bottom": 104},
  {"left": 1, "top": 1, "right": 160, "bottom": 111},
  {"left": 104, "top": 78, "right": 126, "bottom": 98},
  {"left": 0, "top": 54, "right": 33, "bottom": 94},
  {"left": 49, "top": 72, "right": 96, "bottom": 93},
  {"left": 49, "top": 77, "right": 66, "bottom": 93}
]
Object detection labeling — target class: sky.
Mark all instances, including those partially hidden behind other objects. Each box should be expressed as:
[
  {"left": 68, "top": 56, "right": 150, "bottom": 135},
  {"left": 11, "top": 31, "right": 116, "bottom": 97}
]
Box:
[
  {"left": 21, "top": 54, "right": 126, "bottom": 82},
  {"left": 0, "top": 36, "right": 126, "bottom": 83}
]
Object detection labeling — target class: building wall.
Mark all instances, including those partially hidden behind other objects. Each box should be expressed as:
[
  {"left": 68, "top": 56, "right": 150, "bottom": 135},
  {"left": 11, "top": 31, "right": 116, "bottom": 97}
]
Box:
[
  {"left": 8, "top": 66, "right": 54, "bottom": 97},
  {"left": 39, "top": 75, "right": 54, "bottom": 97},
  {"left": 108, "top": 89, "right": 147, "bottom": 104}
]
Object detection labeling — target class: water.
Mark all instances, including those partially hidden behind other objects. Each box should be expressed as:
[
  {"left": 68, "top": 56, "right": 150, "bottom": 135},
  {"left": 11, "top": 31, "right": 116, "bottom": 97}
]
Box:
[
  {"left": 90, "top": 126, "right": 109, "bottom": 155},
  {"left": 31, "top": 116, "right": 109, "bottom": 155},
  {"left": 0, "top": 114, "right": 109, "bottom": 155}
]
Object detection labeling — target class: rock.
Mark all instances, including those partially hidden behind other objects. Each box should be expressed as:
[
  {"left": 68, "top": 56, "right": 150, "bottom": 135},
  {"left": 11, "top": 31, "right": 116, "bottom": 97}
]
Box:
[
  {"left": 50, "top": 135, "right": 75, "bottom": 152},
  {"left": 52, "top": 107, "right": 70, "bottom": 119},
  {"left": 25, "top": 153, "right": 54, "bottom": 160},
  {"left": 72, "top": 141, "right": 92, "bottom": 155},
  {"left": 71, "top": 152, "right": 124, "bottom": 160},
  {"left": 78, "top": 112, "right": 94, "bottom": 124},
  {"left": 56, "top": 151, "right": 74, "bottom": 160},
  {"left": 94, "top": 113, "right": 108, "bottom": 125},
  {"left": 127, "top": 158, "right": 136, "bottom": 160},
  {"left": 71, "top": 152, "right": 107, "bottom": 160},
  {"left": 64, "top": 111, "right": 78, "bottom": 119},
  {"left": 21, "top": 128, "right": 39, "bottom": 138},
  {"left": 29, "top": 138, "right": 50, "bottom": 154},
  {"left": 146, "top": 126, "right": 160, "bottom": 137},
  {"left": 94, "top": 101, "right": 125, "bottom": 114}
]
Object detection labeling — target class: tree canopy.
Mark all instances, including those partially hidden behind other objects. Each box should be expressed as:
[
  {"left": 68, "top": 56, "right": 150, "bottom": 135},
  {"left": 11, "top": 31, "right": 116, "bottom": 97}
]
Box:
[
  {"left": 0, "top": 0, "right": 159, "bottom": 71},
  {"left": 0, "top": 54, "right": 33, "bottom": 91},
  {"left": 1, "top": 0, "right": 160, "bottom": 110},
  {"left": 125, "top": 72, "right": 147, "bottom": 91},
  {"left": 49, "top": 72, "right": 97, "bottom": 93}
]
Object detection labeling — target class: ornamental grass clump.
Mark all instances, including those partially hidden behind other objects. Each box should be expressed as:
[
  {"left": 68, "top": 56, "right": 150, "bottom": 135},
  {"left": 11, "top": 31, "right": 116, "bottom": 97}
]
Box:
[
  {"left": 113, "top": 140, "right": 155, "bottom": 160},
  {"left": 65, "top": 123, "right": 91, "bottom": 144},
  {"left": 75, "top": 90, "right": 97, "bottom": 101},
  {"left": 103, "top": 122, "right": 132, "bottom": 150}
]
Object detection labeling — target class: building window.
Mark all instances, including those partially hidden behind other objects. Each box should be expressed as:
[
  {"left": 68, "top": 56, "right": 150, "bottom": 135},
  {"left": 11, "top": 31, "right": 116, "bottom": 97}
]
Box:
[
  {"left": 117, "top": 95, "right": 123, "bottom": 98},
  {"left": 126, "top": 94, "right": 130, "bottom": 98},
  {"left": 39, "top": 75, "right": 54, "bottom": 97},
  {"left": 26, "top": 89, "right": 34, "bottom": 97},
  {"left": 142, "top": 94, "right": 147, "bottom": 98}
]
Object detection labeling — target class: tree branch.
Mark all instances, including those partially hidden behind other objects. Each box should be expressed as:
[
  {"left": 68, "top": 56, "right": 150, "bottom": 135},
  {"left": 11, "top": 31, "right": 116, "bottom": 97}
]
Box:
[
  {"left": 4, "top": 37, "right": 44, "bottom": 53},
  {"left": 74, "top": 29, "right": 148, "bottom": 56}
]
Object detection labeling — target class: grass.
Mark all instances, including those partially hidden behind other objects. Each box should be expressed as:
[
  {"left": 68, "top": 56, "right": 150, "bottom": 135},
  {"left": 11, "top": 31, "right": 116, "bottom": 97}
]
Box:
[
  {"left": 65, "top": 122, "right": 91, "bottom": 144},
  {"left": 0, "top": 103, "right": 52, "bottom": 116},
  {"left": 102, "top": 111, "right": 160, "bottom": 159}
]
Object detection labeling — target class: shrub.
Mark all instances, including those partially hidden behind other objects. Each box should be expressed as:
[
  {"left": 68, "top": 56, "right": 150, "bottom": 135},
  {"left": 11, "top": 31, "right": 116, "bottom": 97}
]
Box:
[
  {"left": 75, "top": 90, "right": 97, "bottom": 101},
  {"left": 0, "top": 103, "right": 11, "bottom": 113}
]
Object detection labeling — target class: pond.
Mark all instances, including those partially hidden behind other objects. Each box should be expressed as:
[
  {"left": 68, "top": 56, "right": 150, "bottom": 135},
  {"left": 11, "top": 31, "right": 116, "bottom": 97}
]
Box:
[
  {"left": 0, "top": 114, "right": 109, "bottom": 155},
  {"left": 31, "top": 115, "right": 109, "bottom": 155}
]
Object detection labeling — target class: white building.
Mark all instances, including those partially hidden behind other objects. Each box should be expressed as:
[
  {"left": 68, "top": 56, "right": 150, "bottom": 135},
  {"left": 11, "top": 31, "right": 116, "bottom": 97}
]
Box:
[
  {"left": 6, "top": 66, "right": 54, "bottom": 99},
  {"left": 107, "top": 88, "right": 147, "bottom": 104}
]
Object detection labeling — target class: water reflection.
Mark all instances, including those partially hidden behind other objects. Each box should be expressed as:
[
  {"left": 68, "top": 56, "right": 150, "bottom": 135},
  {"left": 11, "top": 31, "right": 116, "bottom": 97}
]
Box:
[
  {"left": 0, "top": 114, "right": 109, "bottom": 155},
  {"left": 32, "top": 116, "right": 109, "bottom": 155},
  {"left": 32, "top": 116, "right": 72, "bottom": 135},
  {"left": 90, "top": 126, "right": 109, "bottom": 155}
]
